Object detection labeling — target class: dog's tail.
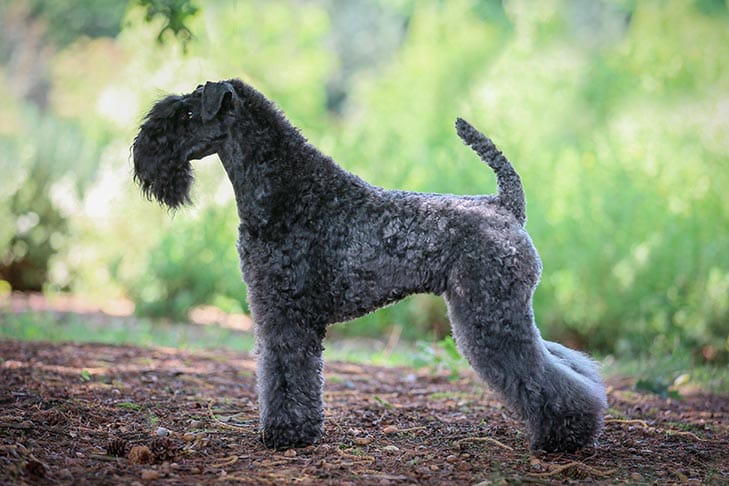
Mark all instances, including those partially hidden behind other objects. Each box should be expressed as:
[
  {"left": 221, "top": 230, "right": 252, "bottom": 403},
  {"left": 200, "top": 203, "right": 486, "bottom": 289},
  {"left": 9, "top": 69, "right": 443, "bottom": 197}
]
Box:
[{"left": 455, "top": 117, "right": 526, "bottom": 225}]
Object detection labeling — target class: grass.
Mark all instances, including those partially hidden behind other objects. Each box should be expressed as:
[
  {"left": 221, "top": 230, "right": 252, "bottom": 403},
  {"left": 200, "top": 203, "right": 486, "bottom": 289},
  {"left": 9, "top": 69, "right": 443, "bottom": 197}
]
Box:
[
  {"left": 117, "top": 402, "right": 143, "bottom": 411},
  {"left": 2, "top": 308, "right": 728, "bottom": 394},
  {"left": 1, "top": 311, "right": 255, "bottom": 352},
  {"left": 602, "top": 352, "right": 729, "bottom": 395}
]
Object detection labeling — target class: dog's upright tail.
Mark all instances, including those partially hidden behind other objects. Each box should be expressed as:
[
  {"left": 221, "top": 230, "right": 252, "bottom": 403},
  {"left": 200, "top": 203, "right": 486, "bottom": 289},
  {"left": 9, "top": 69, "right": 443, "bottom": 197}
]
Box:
[{"left": 455, "top": 117, "right": 526, "bottom": 226}]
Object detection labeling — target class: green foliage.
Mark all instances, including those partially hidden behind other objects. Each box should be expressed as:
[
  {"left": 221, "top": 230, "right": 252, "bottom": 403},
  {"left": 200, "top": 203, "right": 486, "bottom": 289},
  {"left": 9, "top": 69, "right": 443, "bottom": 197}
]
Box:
[
  {"left": 412, "top": 336, "right": 467, "bottom": 381},
  {"left": 79, "top": 369, "right": 92, "bottom": 382},
  {"left": 2, "top": 0, "right": 727, "bottom": 367},
  {"left": 334, "top": 294, "right": 449, "bottom": 342},
  {"left": 373, "top": 395, "right": 393, "bottom": 410},
  {"left": 25, "top": 0, "right": 202, "bottom": 49},
  {"left": 25, "top": 0, "right": 127, "bottom": 46},
  {"left": 0, "top": 106, "right": 106, "bottom": 290},
  {"left": 604, "top": 348, "right": 729, "bottom": 395},
  {"left": 128, "top": 205, "right": 247, "bottom": 321},
  {"left": 514, "top": 2, "right": 729, "bottom": 360},
  {"left": 334, "top": 0, "right": 510, "bottom": 194},
  {"left": 330, "top": 0, "right": 729, "bottom": 363},
  {"left": 135, "top": 0, "right": 198, "bottom": 46},
  {"left": 117, "top": 402, "right": 142, "bottom": 411},
  {"left": 635, "top": 377, "right": 682, "bottom": 400}
]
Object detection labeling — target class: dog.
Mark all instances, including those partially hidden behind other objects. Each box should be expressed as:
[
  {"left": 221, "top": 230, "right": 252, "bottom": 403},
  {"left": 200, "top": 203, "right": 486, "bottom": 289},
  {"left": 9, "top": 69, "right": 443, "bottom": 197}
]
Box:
[{"left": 132, "top": 79, "right": 607, "bottom": 452}]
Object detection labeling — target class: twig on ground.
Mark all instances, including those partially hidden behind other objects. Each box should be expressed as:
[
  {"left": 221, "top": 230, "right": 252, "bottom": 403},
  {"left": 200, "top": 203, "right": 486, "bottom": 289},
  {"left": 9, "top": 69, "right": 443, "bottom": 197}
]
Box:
[
  {"left": 530, "top": 460, "right": 616, "bottom": 478},
  {"left": 396, "top": 426, "right": 427, "bottom": 434},
  {"left": 216, "top": 473, "right": 270, "bottom": 483},
  {"left": 88, "top": 453, "right": 123, "bottom": 462},
  {"left": 604, "top": 418, "right": 650, "bottom": 427},
  {"left": 664, "top": 429, "right": 713, "bottom": 442},
  {"left": 455, "top": 436, "right": 514, "bottom": 451},
  {"left": 337, "top": 447, "right": 375, "bottom": 462},
  {"left": 207, "top": 400, "right": 247, "bottom": 431},
  {"left": 210, "top": 455, "right": 239, "bottom": 468},
  {"left": 605, "top": 418, "right": 714, "bottom": 442}
]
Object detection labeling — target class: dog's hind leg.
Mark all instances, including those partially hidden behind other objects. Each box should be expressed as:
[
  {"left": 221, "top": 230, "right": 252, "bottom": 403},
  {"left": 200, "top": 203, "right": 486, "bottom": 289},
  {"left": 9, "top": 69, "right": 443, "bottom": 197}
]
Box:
[
  {"left": 254, "top": 310, "right": 326, "bottom": 449},
  {"left": 444, "top": 247, "right": 606, "bottom": 452}
]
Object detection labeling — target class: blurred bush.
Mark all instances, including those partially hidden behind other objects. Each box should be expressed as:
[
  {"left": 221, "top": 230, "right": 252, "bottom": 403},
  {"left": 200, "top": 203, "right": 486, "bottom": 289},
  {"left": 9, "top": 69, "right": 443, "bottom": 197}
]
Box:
[
  {"left": 1, "top": 0, "right": 727, "bottom": 363},
  {"left": 0, "top": 104, "right": 106, "bottom": 291},
  {"left": 127, "top": 205, "right": 248, "bottom": 321},
  {"left": 335, "top": 1, "right": 729, "bottom": 362}
]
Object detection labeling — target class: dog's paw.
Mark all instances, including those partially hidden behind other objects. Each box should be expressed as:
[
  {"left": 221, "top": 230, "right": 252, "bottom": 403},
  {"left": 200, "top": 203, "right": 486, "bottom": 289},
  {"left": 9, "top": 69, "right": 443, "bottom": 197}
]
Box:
[
  {"left": 529, "top": 409, "right": 603, "bottom": 453},
  {"left": 529, "top": 385, "right": 606, "bottom": 452},
  {"left": 260, "top": 419, "right": 323, "bottom": 450},
  {"left": 527, "top": 347, "right": 608, "bottom": 453}
]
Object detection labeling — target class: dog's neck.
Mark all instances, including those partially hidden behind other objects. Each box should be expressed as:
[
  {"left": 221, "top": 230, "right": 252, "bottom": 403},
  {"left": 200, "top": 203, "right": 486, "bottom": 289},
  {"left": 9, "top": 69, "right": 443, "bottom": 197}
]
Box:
[{"left": 216, "top": 114, "right": 351, "bottom": 239}]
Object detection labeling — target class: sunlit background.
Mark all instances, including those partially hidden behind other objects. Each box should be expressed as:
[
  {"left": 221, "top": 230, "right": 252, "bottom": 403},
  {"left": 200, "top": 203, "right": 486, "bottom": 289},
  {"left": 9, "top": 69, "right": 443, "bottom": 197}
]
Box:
[{"left": 1, "top": 0, "right": 727, "bottom": 385}]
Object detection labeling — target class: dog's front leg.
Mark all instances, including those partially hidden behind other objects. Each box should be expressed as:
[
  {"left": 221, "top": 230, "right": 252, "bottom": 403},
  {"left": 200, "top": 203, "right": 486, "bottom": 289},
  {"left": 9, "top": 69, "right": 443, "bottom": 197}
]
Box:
[{"left": 255, "top": 315, "right": 326, "bottom": 449}]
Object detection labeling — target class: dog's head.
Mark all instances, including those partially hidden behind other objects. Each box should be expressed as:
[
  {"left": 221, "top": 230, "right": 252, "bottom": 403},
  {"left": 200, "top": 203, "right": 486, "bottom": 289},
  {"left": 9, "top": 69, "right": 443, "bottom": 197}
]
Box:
[{"left": 132, "top": 81, "right": 236, "bottom": 208}]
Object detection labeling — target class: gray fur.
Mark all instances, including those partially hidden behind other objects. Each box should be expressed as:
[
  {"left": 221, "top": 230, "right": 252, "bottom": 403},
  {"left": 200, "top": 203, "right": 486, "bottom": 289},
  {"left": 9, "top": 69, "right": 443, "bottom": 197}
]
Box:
[{"left": 132, "top": 79, "right": 607, "bottom": 452}]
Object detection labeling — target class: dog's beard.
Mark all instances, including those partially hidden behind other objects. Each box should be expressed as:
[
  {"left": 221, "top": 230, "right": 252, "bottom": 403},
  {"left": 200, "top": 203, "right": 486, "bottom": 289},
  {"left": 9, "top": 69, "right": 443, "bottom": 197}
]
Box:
[{"left": 132, "top": 141, "right": 193, "bottom": 209}]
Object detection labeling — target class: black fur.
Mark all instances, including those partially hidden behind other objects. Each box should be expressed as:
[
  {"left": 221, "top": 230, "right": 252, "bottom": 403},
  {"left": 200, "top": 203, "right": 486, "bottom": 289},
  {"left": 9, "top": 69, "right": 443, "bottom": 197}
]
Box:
[{"left": 132, "top": 79, "right": 607, "bottom": 452}]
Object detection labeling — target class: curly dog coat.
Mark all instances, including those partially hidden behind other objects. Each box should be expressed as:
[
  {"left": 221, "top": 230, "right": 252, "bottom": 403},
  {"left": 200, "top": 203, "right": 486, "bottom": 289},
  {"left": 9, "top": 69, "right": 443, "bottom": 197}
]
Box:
[{"left": 132, "top": 79, "right": 607, "bottom": 452}]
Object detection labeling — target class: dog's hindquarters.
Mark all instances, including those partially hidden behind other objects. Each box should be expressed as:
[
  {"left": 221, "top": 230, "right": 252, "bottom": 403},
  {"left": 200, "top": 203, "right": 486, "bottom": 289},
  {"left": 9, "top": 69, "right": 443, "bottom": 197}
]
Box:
[{"left": 444, "top": 225, "right": 606, "bottom": 452}]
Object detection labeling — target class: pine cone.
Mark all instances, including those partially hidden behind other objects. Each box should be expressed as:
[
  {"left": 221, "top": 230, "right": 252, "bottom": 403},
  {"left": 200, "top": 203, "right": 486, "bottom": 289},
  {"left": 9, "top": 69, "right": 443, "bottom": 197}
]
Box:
[
  {"left": 42, "top": 409, "right": 66, "bottom": 426},
  {"left": 24, "top": 459, "right": 47, "bottom": 478},
  {"left": 127, "top": 445, "right": 155, "bottom": 464},
  {"left": 106, "top": 438, "right": 128, "bottom": 457},
  {"left": 149, "top": 437, "right": 178, "bottom": 461}
]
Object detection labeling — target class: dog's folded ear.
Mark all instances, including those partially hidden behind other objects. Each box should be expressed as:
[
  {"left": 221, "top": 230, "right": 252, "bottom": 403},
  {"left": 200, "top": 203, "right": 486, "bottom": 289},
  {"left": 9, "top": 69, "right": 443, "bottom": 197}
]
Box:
[{"left": 202, "top": 81, "right": 234, "bottom": 122}]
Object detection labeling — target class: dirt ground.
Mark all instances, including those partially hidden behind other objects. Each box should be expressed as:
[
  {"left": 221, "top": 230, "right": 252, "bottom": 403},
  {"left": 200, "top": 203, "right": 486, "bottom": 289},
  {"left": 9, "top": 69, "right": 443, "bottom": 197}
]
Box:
[{"left": 1, "top": 340, "right": 727, "bottom": 485}]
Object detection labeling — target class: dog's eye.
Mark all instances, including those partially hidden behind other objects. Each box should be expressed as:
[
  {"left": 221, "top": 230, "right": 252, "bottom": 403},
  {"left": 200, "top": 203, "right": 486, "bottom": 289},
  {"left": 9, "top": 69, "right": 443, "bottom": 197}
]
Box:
[{"left": 187, "top": 111, "right": 194, "bottom": 119}]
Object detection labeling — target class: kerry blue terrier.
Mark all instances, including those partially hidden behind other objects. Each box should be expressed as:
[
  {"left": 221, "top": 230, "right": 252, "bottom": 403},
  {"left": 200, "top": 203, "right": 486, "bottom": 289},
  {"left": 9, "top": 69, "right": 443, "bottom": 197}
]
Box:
[{"left": 132, "top": 79, "right": 607, "bottom": 452}]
